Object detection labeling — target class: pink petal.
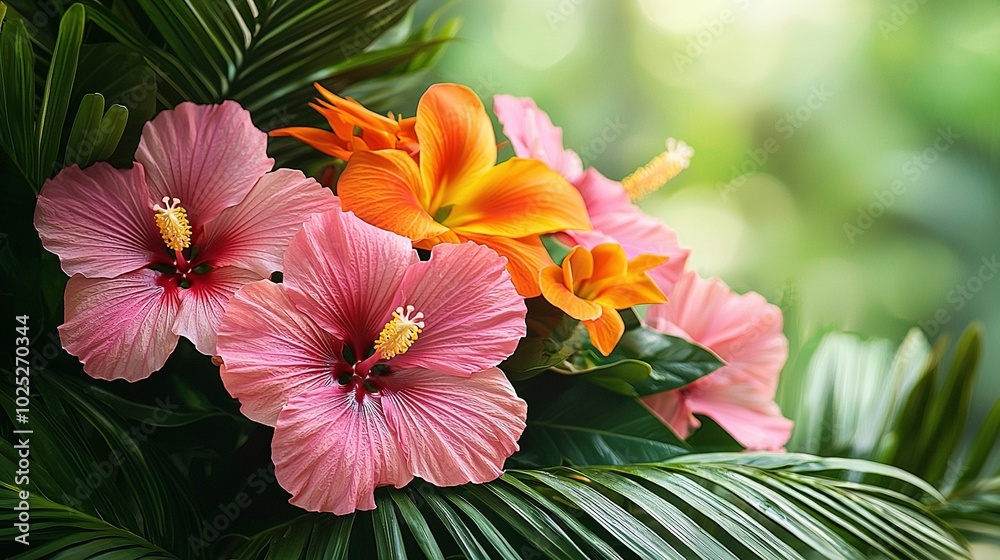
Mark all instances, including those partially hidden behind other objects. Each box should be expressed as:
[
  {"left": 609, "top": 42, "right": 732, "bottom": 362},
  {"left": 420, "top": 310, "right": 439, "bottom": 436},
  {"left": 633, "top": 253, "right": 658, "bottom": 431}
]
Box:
[
  {"left": 272, "top": 387, "right": 412, "bottom": 514},
  {"left": 641, "top": 390, "right": 700, "bottom": 439},
  {"left": 135, "top": 101, "right": 274, "bottom": 227},
  {"left": 564, "top": 169, "right": 689, "bottom": 292},
  {"left": 686, "top": 387, "right": 794, "bottom": 451},
  {"left": 173, "top": 266, "right": 263, "bottom": 355},
  {"left": 218, "top": 280, "right": 343, "bottom": 426},
  {"left": 200, "top": 169, "right": 337, "bottom": 277},
  {"left": 59, "top": 269, "right": 180, "bottom": 381},
  {"left": 390, "top": 242, "right": 527, "bottom": 376},
  {"left": 380, "top": 367, "right": 526, "bottom": 485},
  {"left": 34, "top": 163, "right": 161, "bottom": 278},
  {"left": 493, "top": 94, "right": 583, "bottom": 181},
  {"left": 644, "top": 271, "right": 792, "bottom": 450},
  {"left": 283, "top": 210, "right": 417, "bottom": 348}
]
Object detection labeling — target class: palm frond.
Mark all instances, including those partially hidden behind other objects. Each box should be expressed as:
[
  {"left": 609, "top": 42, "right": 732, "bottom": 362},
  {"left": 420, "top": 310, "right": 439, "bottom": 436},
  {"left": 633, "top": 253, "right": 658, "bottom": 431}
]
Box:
[
  {"left": 79, "top": 0, "right": 459, "bottom": 167},
  {"left": 231, "top": 454, "right": 970, "bottom": 560},
  {"left": 781, "top": 325, "right": 1000, "bottom": 546},
  {"left": 0, "top": 371, "right": 212, "bottom": 559},
  {"left": 0, "top": 3, "right": 85, "bottom": 190},
  {"left": 0, "top": 484, "right": 179, "bottom": 559}
]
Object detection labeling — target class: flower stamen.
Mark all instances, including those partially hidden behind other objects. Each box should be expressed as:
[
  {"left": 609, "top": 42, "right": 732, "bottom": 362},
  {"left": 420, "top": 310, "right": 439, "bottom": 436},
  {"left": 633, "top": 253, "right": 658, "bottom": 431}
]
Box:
[
  {"left": 374, "top": 305, "right": 425, "bottom": 359},
  {"left": 621, "top": 138, "right": 693, "bottom": 201},
  {"left": 153, "top": 197, "right": 192, "bottom": 251}
]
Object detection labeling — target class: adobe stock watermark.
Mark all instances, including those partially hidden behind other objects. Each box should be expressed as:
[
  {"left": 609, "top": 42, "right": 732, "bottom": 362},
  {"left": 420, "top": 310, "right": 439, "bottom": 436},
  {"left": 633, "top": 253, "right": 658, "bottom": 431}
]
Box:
[
  {"left": 546, "top": 0, "right": 587, "bottom": 29},
  {"left": 674, "top": 0, "right": 754, "bottom": 71},
  {"left": 877, "top": 0, "right": 927, "bottom": 39},
  {"left": 17, "top": 0, "right": 73, "bottom": 36},
  {"left": 719, "top": 84, "right": 833, "bottom": 200},
  {"left": 59, "top": 397, "right": 180, "bottom": 509},
  {"left": 188, "top": 463, "right": 277, "bottom": 554},
  {"left": 844, "top": 127, "right": 959, "bottom": 243},
  {"left": 473, "top": 74, "right": 502, "bottom": 104},
  {"left": 920, "top": 255, "right": 999, "bottom": 337},
  {"left": 576, "top": 117, "right": 628, "bottom": 169}
]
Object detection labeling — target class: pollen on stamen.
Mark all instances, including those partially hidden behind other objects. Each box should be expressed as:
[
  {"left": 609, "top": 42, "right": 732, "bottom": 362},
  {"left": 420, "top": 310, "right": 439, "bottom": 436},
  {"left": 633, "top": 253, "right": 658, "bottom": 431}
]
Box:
[
  {"left": 374, "top": 305, "right": 425, "bottom": 360},
  {"left": 621, "top": 138, "right": 693, "bottom": 201},
  {"left": 152, "top": 196, "right": 192, "bottom": 252}
]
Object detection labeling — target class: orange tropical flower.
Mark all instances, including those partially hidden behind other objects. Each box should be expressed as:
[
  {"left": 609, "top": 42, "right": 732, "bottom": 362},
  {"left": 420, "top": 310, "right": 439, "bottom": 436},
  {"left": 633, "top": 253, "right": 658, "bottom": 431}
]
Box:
[
  {"left": 270, "top": 84, "right": 418, "bottom": 161},
  {"left": 336, "top": 83, "right": 591, "bottom": 297},
  {"left": 540, "top": 243, "right": 668, "bottom": 355}
]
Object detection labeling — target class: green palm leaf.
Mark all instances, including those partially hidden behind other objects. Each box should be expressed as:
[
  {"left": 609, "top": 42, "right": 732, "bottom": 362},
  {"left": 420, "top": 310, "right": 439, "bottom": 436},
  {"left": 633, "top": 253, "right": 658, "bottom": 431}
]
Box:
[
  {"left": 0, "top": 371, "right": 214, "bottom": 559},
  {"left": 0, "top": 2, "right": 86, "bottom": 190},
  {"left": 0, "top": 485, "right": 179, "bottom": 560},
  {"left": 230, "top": 454, "right": 970, "bottom": 560},
  {"left": 780, "top": 324, "right": 1000, "bottom": 549},
  {"left": 78, "top": 0, "right": 458, "bottom": 166}
]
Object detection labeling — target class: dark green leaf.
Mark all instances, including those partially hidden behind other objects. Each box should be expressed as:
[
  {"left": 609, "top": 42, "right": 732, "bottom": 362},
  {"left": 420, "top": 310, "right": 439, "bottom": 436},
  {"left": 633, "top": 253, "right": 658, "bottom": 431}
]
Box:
[
  {"left": 513, "top": 381, "right": 690, "bottom": 468},
  {"left": 920, "top": 325, "right": 981, "bottom": 484},
  {"left": 389, "top": 489, "right": 445, "bottom": 560},
  {"left": 70, "top": 43, "right": 156, "bottom": 164},
  {"left": 0, "top": 14, "right": 36, "bottom": 182},
  {"left": 36, "top": 3, "right": 84, "bottom": 184},
  {"left": 598, "top": 327, "right": 724, "bottom": 396},
  {"left": 92, "top": 103, "right": 128, "bottom": 161},
  {"left": 956, "top": 399, "right": 1000, "bottom": 486},
  {"left": 64, "top": 92, "right": 104, "bottom": 167},
  {"left": 374, "top": 492, "right": 406, "bottom": 560}
]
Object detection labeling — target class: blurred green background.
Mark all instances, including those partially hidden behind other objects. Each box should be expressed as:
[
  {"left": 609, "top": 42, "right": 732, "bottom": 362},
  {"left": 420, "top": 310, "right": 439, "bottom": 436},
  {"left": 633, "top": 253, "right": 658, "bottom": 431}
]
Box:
[{"left": 402, "top": 0, "right": 1000, "bottom": 422}]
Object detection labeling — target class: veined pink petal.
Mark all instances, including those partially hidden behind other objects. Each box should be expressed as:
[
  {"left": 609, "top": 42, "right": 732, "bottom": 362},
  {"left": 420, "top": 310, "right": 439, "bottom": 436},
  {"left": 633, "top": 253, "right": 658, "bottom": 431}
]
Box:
[
  {"left": 173, "top": 266, "right": 263, "bottom": 355},
  {"left": 283, "top": 210, "right": 417, "bottom": 349},
  {"left": 135, "top": 101, "right": 274, "bottom": 227},
  {"left": 380, "top": 367, "right": 526, "bottom": 486},
  {"left": 34, "top": 163, "right": 162, "bottom": 278},
  {"left": 686, "top": 388, "right": 793, "bottom": 451},
  {"left": 59, "top": 270, "right": 180, "bottom": 381},
  {"left": 218, "top": 281, "right": 343, "bottom": 426},
  {"left": 565, "top": 169, "right": 689, "bottom": 292},
  {"left": 493, "top": 94, "right": 583, "bottom": 181},
  {"left": 272, "top": 387, "right": 412, "bottom": 514},
  {"left": 641, "top": 390, "right": 699, "bottom": 438},
  {"left": 390, "top": 242, "right": 526, "bottom": 376},
  {"left": 643, "top": 271, "right": 791, "bottom": 450},
  {"left": 200, "top": 169, "right": 337, "bottom": 277}
]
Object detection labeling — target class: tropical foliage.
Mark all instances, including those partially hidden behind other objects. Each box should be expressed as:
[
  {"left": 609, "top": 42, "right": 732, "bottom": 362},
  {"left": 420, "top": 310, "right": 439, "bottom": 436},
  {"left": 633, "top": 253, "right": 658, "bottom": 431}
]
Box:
[{"left": 1, "top": 1, "right": 998, "bottom": 559}]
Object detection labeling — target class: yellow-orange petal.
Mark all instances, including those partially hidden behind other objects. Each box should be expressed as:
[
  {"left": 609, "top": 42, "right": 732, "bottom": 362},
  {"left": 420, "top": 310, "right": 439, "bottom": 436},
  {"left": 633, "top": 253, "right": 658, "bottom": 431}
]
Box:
[
  {"left": 398, "top": 117, "right": 419, "bottom": 151},
  {"left": 412, "top": 229, "right": 465, "bottom": 250},
  {"left": 584, "top": 307, "right": 626, "bottom": 356},
  {"left": 269, "top": 127, "right": 352, "bottom": 160},
  {"left": 339, "top": 150, "right": 449, "bottom": 241},
  {"left": 590, "top": 243, "right": 629, "bottom": 279},
  {"left": 314, "top": 84, "right": 399, "bottom": 131},
  {"left": 463, "top": 233, "right": 553, "bottom": 297},
  {"left": 540, "top": 265, "right": 602, "bottom": 322},
  {"left": 446, "top": 158, "right": 592, "bottom": 238},
  {"left": 574, "top": 243, "right": 630, "bottom": 299},
  {"left": 627, "top": 253, "right": 671, "bottom": 274},
  {"left": 592, "top": 251, "right": 669, "bottom": 309},
  {"left": 562, "top": 245, "right": 594, "bottom": 292},
  {"left": 594, "top": 273, "right": 667, "bottom": 310},
  {"left": 416, "top": 83, "right": 497, "bottom": 203}
]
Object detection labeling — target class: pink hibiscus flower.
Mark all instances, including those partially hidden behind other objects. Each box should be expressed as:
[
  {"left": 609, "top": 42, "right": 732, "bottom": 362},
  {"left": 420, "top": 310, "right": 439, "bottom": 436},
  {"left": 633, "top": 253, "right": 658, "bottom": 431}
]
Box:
[
  {"left": 34, "top": 101, "right": 336, "bottom": 381},
  {"left": 493, "top": 94, "right": 690, "bottom": 291},
  {"left": 216, "top": 209, "right": 528, "bottom": 515},
  {"left": 641, "top": 270, "right": 793, "bottom": 451}
]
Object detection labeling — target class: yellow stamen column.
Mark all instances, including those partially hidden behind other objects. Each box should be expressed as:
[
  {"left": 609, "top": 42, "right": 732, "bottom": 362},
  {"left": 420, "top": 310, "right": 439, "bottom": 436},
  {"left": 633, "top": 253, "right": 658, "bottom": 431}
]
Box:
[
  {"left": 153, "top": 196, "right": 192, "bottom": 251},
  {"left": 374, "top": 305, "right": 425, "bottom": 359}
]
